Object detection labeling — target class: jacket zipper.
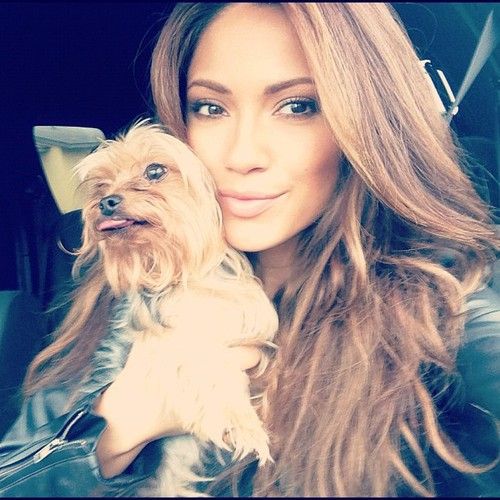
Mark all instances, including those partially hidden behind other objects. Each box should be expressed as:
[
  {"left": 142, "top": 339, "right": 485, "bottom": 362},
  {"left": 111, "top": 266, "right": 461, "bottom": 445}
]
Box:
[
  {"left": 0, "top": 408, "right": 89, "bottom": 479},
  {"left": 33, "top": 409, "right": 88, "bottom": 463}
]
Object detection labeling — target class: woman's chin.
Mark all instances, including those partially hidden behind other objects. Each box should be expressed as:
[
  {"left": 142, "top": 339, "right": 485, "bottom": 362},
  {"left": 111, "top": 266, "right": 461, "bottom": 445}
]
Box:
[
  {"left": 225, "top": 235, "right": 267, "bottom": 253},
  {"left": 224, "top": 229, "right": 274, "bottom": 253},
  {"left": 223, "top": 222, "right": 297, "bottom": 256}
]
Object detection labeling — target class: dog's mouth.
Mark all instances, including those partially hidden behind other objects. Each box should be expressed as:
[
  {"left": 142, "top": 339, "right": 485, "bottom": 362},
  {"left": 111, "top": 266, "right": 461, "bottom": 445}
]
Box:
[{"left": 96, "top": 217, "right": 148, "bottom": 233}]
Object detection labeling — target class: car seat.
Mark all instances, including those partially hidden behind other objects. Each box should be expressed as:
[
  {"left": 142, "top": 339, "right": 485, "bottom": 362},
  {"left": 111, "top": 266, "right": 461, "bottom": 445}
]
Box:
[{"left": 0, "top": 127, "right": 99, "bottom": 438}]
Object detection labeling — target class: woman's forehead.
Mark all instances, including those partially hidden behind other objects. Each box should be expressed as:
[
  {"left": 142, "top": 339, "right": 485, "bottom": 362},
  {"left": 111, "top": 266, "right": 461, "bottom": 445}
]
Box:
[{"left": 187, "top": 3, "right": 311, "bottom": 84}]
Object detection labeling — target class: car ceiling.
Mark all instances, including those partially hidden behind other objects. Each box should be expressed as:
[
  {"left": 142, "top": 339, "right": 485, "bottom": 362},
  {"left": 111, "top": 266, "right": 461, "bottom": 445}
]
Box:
[{"left": 0, "top": 2, "right": 498, "bottom": 290}]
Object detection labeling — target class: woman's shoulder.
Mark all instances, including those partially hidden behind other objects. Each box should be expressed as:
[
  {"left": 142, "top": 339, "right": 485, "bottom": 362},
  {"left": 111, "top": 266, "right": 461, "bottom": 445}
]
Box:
[
  {"left": 464, "top": 285, "right": 500, "bottom": 335},
  {"left": 458, "top": 285, "right": 500, "bottom": 418},
  {"left": 416, "top": 286, "right": 500, "bottom": 498}
]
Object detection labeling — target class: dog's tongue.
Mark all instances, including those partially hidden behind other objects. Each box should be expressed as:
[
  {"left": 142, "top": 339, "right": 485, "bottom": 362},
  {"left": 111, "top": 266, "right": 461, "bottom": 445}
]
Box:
[{"left": 97, "top": 219, "right": 135, "bottom": 231}]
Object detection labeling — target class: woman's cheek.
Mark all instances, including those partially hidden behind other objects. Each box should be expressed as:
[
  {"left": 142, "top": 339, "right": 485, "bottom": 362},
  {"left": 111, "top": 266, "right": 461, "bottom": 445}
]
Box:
[{"left": 187, "top": 123, "right": 228, "bottom": 175}]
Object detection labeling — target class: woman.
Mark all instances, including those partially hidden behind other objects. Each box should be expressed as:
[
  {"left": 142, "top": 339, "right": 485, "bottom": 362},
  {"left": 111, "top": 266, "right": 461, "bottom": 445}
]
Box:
[{"left": 1, "top": 2, "right": 499, "bottom": 497}]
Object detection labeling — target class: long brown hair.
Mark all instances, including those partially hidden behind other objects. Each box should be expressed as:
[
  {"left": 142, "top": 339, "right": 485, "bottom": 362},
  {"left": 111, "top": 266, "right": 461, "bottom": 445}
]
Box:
[{"left": 151, "top": 2, "right": 498, "bottom": 496}]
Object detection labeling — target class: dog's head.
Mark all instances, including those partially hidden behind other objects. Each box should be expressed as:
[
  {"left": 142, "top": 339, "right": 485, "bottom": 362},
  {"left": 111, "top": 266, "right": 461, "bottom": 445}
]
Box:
[{"left": 74, "top": 120, "right": 225, "bottom": 294}]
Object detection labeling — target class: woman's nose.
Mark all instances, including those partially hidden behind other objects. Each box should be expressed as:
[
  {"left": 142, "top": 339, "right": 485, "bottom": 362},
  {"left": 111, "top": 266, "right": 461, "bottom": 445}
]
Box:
[{"left": 224, "top": 117, "right": 270, "bottom": 174}]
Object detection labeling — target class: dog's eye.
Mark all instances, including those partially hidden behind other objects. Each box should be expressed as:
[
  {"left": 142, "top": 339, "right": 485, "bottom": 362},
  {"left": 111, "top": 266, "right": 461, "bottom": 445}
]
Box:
[{"left": 144, "top": 163, "right": 168, "bottom": 182}]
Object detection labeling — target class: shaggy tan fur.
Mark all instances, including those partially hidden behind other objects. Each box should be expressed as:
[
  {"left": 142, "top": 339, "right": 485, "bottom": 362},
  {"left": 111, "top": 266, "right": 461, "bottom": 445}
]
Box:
[{"left": 64, "top": 119, "right": 278, "bottom": 495}]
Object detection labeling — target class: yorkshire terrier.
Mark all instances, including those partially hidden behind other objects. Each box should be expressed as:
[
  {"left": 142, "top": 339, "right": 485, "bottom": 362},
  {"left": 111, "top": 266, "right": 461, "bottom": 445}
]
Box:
[{"left": 70, "top": 120, "right": 278, "bottom": 496}]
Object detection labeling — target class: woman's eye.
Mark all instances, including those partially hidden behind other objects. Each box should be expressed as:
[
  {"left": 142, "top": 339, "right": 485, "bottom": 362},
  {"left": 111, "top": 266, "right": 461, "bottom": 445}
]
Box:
[
  {"left": 144, "top": 163, "right": 168, "bottom": 182},
  {"left": 277, "top": 99, "right": 319, "bottom": 116},
  {"left": 189, "top": 101, "right": 227, "bottom": 117}
]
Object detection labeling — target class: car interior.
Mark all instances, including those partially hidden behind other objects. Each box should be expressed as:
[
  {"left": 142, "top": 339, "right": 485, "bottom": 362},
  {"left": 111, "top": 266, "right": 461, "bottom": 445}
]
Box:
[{"left": 1, "top": 3, "right": 499, "bottom": 438}]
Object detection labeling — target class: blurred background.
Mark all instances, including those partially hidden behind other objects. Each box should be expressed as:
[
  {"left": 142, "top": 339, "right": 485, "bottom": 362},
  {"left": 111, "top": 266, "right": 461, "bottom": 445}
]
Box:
[{"left": 1, "top": 2, "right": 499, "bottom": 293}]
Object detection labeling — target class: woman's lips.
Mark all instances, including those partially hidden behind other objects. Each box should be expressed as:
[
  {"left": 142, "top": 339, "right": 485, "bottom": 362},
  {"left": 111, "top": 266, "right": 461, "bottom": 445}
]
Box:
[{"left": 218, "top": 192, "right": 284, "bottom": 218}]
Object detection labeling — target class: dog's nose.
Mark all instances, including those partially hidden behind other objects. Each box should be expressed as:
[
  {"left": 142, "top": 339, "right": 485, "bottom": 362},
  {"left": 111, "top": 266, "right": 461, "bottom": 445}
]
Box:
[{"left": 99, "top": 195, "right": 123, "bottom": 216}]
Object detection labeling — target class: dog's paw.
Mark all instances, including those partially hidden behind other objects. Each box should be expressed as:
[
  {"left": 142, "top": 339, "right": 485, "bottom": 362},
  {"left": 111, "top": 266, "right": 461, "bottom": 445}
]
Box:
[
  {"left": 174, "top": 350, "right": 273, "bottom": 465},
  {"left": 223, "top": 416, "right": 273, "bottom": 465},
  {"left": 190, "top": 398, "right": 273, "bottom": 465}
]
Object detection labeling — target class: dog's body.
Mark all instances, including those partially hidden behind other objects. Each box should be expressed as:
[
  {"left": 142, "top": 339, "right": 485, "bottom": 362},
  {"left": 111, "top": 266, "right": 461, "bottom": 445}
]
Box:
[{"left": 71, "top": 121, "right": 278, "bottom": 496}]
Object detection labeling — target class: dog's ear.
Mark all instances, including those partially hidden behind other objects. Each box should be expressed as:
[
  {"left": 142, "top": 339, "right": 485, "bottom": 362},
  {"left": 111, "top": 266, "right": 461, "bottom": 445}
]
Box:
[
  {"left": 73, "top": 140, "right": 108, "bottom": 183},
  {"left": 73, "top": 157, "right": 88, "bottom": 184}
]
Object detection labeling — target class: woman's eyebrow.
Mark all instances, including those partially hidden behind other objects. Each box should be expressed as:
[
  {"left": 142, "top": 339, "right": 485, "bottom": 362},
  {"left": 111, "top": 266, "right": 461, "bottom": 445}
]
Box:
[
  {"left": 187, "top": 77, "right": 315, "bottom": 95},
  {"left": 264, "top": 77, "right": 314, "bottom": 95},
  {"left": 187, "top": 79, "right": 230, "bottom": 94}
]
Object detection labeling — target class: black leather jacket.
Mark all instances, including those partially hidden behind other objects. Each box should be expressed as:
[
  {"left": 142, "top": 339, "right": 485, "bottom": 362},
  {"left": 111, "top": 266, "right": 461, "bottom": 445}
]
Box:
[{"left": 0, "top": 287, "right": 499, "bottom": 497}]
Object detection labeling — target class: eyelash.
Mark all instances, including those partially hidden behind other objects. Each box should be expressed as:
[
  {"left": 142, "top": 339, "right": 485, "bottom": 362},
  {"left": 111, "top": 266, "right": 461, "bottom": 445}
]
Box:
[
  {"left": 188, "top": 100, "right": 226, "bottom": 119},
  {"left": 187, "top": 97, "right": 320, "bottom": 119},
  {"left": 277, "top": 97, "right": 319, "bottom": 117}
]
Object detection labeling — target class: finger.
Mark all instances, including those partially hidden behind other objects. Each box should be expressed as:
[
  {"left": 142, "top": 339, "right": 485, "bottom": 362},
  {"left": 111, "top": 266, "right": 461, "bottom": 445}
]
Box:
[{"left": 230, "top": 346, "right": 262, "bottom": 371}]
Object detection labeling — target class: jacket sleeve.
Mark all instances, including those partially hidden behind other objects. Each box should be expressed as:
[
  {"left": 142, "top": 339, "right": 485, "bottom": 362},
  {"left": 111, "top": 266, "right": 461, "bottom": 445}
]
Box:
[{"left": 0, "top": 385, "right": 156, "bottom": 496}]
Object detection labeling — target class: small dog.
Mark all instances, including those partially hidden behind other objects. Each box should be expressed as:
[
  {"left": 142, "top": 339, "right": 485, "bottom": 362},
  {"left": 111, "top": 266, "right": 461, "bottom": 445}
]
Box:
[{"left": 70, "top": 120, "right": 278, "bottom": 496}]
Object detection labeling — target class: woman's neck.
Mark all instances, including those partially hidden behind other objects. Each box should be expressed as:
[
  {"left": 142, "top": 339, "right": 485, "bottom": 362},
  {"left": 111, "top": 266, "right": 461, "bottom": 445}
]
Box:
[{"left": 254, "top": 237, "right": 298, "bottom": 298}]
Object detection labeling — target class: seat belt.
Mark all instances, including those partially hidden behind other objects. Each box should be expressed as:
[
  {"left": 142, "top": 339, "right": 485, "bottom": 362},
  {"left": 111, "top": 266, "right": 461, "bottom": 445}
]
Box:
[
  {"left": 445, "top": 9, "right": 498, "bottom": 122},
  {"left": 444, "top": 9, "right": 499, "bottom": 212}
]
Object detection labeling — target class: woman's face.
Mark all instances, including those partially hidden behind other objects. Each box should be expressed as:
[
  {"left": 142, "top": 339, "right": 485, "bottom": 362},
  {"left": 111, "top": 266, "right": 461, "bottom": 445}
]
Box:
[{"left": 186, "top": 3, "right": 341, "bottom": 255}]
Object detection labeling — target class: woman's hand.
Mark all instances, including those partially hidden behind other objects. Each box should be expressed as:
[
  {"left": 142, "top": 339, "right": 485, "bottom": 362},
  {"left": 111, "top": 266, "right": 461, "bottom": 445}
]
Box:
[{"left": 93, "top": 336, "right": 261, "bottom": 478}]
